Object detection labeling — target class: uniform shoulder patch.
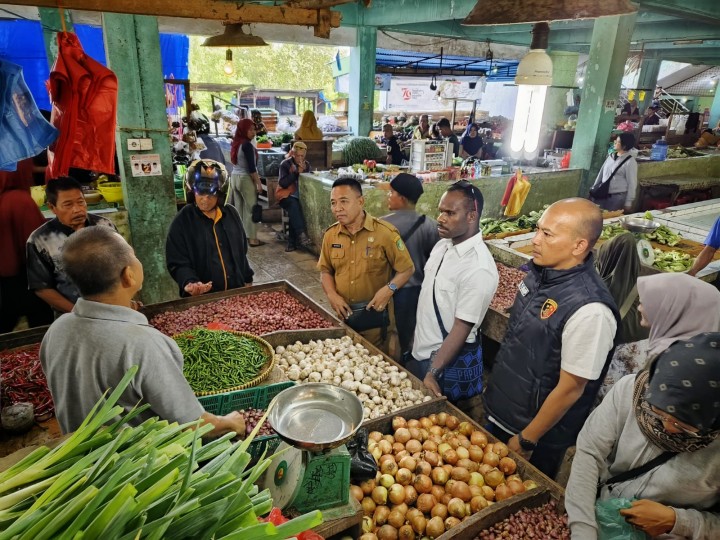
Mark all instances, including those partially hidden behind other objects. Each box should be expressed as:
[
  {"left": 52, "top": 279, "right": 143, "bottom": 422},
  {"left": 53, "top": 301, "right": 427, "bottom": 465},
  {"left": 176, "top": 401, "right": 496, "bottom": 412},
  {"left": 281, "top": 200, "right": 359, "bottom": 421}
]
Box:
[{"left": 395, "top": 237, "right": 406, "bottom": 251}]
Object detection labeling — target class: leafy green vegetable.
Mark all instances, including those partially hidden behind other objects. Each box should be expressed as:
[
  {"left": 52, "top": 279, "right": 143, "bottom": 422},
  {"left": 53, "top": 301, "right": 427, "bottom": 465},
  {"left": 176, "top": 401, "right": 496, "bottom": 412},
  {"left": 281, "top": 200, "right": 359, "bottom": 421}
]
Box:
[
  {"left": 256, "top": 135, "right": 269, "bottom": 144},
  {"left": 342, "top": 137, "right": 384, "bottom": 166},
  {"left": 652, "top": 249, "right": 694, "bottom": 272},
  {"left": 480, "top": 206, "right": 548, "bottom": 236}
]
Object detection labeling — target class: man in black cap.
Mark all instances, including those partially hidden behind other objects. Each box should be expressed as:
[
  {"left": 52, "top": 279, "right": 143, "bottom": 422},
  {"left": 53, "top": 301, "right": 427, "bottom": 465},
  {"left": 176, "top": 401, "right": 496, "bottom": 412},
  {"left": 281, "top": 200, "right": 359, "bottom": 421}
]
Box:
[{"left": 382, "top": 173, "right": 440, "bottom": 357}]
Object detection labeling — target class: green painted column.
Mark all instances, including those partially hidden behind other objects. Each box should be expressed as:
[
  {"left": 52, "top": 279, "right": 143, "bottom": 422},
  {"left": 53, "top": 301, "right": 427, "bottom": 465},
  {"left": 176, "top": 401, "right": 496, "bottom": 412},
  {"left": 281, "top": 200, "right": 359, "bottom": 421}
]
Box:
[
  {"left": 38, "top": 8, "right": 74, "bottom": 66},
  {"left": 102, "top": 14, "right": 178, "bottom": 304},
  {"left": 708, "top": 86, "right": 720, "bottom": 128},
  {"left": 542, "top": 51, "right": 579, "bottom": 134},
  {"left": 349, "top": 26, "right": 377, "bottom": 137},
  {"left": 570, "top": 13, "right": 637, "bottom": 190},
  {"left": 637, "top": 57, "right": 661, "bottom": 112}
]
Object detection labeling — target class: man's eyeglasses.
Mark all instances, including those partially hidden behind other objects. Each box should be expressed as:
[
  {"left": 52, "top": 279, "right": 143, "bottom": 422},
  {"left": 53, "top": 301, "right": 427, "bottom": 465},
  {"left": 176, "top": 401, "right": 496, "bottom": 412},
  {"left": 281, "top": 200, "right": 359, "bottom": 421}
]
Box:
[
  {"left": 641, "top": 402, "right": 701, "bottom": 438},
  {"left": 453, "top": 180, "right": 479, "bottom": 213}
]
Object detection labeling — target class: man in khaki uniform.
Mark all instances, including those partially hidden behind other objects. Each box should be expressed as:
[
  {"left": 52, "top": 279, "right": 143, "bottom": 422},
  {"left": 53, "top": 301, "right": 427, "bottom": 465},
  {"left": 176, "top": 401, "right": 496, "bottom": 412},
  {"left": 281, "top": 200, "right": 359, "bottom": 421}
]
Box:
[{"left": 318, "top": 177, "right": 414, "bottom": 351}]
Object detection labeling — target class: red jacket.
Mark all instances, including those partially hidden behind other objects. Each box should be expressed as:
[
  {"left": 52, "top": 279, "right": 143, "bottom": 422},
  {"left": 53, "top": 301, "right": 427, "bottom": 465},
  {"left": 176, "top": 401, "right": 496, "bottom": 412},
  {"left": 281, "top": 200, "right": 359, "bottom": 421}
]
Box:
[
  {"left": 46, "top": 32, "right": 117, "bottom": 180},
  {"left": 0, "top": 159, "right": 46, "bottom": 277}
]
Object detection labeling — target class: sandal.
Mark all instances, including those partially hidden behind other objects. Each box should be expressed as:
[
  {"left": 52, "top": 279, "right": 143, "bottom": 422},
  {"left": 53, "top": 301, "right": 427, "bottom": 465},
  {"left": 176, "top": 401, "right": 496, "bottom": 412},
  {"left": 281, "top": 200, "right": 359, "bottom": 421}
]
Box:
[{"left": 249, "top": 240, "right": 266, "bottom": 247}]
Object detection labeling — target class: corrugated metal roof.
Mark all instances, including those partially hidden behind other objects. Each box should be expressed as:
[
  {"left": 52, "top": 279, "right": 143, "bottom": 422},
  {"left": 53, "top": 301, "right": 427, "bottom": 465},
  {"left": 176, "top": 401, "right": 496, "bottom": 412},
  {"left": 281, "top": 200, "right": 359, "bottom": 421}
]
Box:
[{"left": 376, "top": 48, "right": 518, "bottom": 81}]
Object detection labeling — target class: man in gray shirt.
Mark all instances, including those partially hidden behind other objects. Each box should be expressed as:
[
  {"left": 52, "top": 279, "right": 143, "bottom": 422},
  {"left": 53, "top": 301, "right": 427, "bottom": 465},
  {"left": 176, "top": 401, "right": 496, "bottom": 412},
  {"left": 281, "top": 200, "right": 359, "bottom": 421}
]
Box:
[
  {"left": 40, "top": 226, "right": 245, "bottom": 436},
  {"left": 382, "top": 173, "right": 440, "bottom": 356}
]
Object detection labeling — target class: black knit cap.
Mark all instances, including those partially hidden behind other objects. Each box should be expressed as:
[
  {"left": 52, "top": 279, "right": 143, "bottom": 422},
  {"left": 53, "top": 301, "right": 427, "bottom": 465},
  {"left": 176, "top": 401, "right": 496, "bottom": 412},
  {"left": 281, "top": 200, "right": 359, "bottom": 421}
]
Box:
[{"left": 390, "top": 173, "right": 424, "bottom": 203}]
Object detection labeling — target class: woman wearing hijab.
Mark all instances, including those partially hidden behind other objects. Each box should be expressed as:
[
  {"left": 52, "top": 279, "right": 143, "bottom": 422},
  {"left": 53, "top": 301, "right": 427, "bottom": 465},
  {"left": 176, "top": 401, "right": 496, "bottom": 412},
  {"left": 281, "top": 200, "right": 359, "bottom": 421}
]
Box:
[
  {"left": 0, "top": 159, "right": 52, "bottom": 331},
  {"left": 294, "top": 111, "right": 323, "bottom": 141},
  {"left": 597, "top": 272, "right": 720, "bottom": 401},
  {"left": 566, "top": 332, "right": 720, "bottom": 539},
  {"left": 228, "top": 119, "right": 264, "bottom": 247},
  {"left": 459, "top": 123, "right": 484, "bottom": 159}
]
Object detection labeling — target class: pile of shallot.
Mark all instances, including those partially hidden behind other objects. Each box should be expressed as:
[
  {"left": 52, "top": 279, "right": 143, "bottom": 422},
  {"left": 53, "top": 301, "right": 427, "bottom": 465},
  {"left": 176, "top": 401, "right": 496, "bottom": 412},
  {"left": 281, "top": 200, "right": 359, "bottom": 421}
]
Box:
[
  {"left": 274, "top": 337, "right": 432, "bottom": 419},
  {"left": 489, "top": 263, "right": 527, "bottom": 313}
]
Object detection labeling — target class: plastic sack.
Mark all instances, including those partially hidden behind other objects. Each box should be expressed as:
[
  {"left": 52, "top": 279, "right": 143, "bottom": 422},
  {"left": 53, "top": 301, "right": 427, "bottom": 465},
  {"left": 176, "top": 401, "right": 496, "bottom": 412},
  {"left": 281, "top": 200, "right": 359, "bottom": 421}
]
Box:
[
  {"left": 262, "top": 507, "right": 324, "bottom": 540},
  {"left": 346, "top": 428, "right": 378, "bottom": 482},
  {"left": 595, "top": 498, "right": 649, "bottom": 540}
]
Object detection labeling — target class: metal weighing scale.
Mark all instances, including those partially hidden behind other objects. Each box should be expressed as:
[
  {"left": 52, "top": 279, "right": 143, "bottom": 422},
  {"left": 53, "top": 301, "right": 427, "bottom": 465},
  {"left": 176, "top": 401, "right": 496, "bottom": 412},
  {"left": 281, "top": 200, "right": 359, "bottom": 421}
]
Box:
[
  {"left": 260, "top": 383, "right": 364, "bottom": 513},
  {"left": 618, "top": 216, "right": 660, "bottom": 266}
]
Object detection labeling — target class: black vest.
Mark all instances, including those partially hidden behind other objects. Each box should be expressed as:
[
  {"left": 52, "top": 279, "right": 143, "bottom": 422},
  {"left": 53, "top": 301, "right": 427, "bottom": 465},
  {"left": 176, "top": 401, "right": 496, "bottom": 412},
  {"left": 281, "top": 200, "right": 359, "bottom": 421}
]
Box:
[{"left": 484, "top": 255, "right": 620, "bottom": 448}]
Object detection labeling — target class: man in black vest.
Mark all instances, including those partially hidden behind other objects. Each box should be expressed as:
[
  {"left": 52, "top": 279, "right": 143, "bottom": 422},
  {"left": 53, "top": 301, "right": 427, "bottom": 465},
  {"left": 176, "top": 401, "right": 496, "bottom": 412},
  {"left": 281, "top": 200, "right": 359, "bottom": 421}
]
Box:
[{"left": 484, "top": 198, "right": 620, "bottom": 478}]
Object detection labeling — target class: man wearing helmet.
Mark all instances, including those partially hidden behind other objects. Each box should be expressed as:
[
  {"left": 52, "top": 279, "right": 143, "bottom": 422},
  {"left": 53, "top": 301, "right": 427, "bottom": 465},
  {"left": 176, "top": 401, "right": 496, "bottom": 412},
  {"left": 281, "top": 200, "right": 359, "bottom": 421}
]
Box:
[{"left": 166, "top": 159, "right": 254, "bottom": 297}]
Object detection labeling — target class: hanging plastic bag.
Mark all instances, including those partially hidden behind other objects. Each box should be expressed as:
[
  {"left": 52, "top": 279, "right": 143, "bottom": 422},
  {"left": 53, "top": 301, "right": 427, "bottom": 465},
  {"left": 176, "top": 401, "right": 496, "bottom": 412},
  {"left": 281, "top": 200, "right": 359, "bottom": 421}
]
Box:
[
  {"left": 504, "top": 170, "right": 531, "bottom": 217},
  {"left": 346, "top": 428, "right": 378, "bottom": 482},
  {"left": 595, "top": 498, "right": 649, "bottom": 540}
]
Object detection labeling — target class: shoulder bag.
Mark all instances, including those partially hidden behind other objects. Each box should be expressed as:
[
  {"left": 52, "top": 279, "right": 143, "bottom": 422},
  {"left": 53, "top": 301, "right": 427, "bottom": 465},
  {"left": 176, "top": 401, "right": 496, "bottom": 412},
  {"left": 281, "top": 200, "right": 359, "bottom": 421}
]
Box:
[
  {"left": 430, "top": 252, "right": 484, "bottom": 401},
  {"left": 596, "top": 450, "right": 676, "bottom": 498},
  {"left": 402, "top": 215, "right": 426, "bottom": 243},
  {"left": 589, "top": 155, "right": 632, "bottom": 200}
]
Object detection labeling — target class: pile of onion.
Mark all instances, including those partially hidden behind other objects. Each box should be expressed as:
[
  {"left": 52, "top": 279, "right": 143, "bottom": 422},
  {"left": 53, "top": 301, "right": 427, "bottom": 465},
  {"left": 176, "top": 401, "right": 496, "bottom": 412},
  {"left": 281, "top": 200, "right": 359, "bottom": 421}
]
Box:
[{"left": 352, "top": 414, "right": 539, "bottom": 539}]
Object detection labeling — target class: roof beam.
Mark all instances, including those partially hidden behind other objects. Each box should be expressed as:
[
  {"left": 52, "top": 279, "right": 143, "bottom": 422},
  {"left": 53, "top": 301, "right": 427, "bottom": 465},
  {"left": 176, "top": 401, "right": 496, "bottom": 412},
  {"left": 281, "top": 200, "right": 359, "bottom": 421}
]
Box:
[
  {"left": 0, "top": 0, "right": 342, "bottom": 37},
  {"left": 637, "top": 0, "right": 720, "bottom": 25},
  {"left": 351, "top": 0, "right": 476, "bottom": 27}
]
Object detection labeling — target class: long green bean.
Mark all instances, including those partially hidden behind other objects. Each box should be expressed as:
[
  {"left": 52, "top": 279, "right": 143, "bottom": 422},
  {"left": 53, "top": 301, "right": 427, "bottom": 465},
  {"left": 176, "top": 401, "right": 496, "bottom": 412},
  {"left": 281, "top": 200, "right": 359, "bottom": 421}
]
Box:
[{"left": 174, "top": 329, "right": 269, "bottom": 393}]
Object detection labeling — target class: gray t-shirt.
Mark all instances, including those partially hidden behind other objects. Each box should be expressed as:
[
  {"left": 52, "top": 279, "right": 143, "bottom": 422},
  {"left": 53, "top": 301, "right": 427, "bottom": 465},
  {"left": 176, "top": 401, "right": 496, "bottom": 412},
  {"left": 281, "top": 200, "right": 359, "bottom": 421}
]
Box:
[
  {"left": 40, "top": 298, "right": 204, "bottom": 433},
  {"left": 382, "top": 210, "right": 440, "bottom": 288}
]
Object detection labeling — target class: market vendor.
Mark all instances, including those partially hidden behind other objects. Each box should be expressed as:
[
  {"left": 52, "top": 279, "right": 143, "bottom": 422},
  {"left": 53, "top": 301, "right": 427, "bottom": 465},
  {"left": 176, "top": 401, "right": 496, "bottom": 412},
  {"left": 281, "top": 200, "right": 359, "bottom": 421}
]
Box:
[
  {"left": 643, "top": 104, "right": 661, "bottom": 126},
  {"left": 26, "top": 176, "right": 118, "bottom": 315},
  {"left": 459, "top": 123, "right": 484, "bottom": 159},
  {"left": 250, "top": 109, "right": 268, "bottom": 138},
  {"left": 294, "top": 110, "right": 323, "bottom": 141},
  {"left": 566, "top": 333, "right": 720, "bottom": 539},
  {"left": 318, "top": 177, "right": 414, "bottom": 352},
  {"left": 437, "top": 117, "right": 460, "bottom": 157},
  {"left": 276, "top": 142, "right": 313, "bottom": 252},
  {"left": 484, "top": 198, "right": 620, "bottom": 478},
  {"left": 688, "top": 214, "right": 720, "bottom": 277},
  {"left": 166, "top": 159, "right": 254, "bottom": 297},
  {"left": 41, "top": 226, "right": 246, "bottom": 436},
  {"left": 413, "top": 114, "right": 431, "bottom": 140},
  {"left": 383, "top": 123, "right": 405, "bottom": 166}
]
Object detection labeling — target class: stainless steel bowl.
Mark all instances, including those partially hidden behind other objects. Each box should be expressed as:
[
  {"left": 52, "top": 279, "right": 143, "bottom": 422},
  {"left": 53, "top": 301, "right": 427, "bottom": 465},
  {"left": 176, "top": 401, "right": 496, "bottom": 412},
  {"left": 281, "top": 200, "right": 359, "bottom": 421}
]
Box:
[
  {"left": 268, "top": 383, "right": 364, "bottom": 453},
  {"left": 619, "top": 216, "right": 660, "bottom": 234}
]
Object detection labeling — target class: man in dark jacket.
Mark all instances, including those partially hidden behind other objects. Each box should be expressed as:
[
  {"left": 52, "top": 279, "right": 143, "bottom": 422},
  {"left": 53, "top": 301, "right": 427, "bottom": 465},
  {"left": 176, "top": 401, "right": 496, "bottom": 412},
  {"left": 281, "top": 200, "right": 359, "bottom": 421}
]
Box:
[
  {"left": 166, "top": 159, "right": 254, "bottom": 297},
  {"left": 483, "top": 198, "right": 620, "bottom": 478}
]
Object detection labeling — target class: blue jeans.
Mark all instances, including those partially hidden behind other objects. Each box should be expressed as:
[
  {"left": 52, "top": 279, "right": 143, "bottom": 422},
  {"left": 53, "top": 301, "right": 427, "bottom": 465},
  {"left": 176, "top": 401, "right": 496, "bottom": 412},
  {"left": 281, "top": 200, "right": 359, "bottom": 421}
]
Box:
[
  {"left": 393, "top": 285, "right": 420, "bottom": 355},
  {"left": 279, "top": 196, "right": 307, "bottom": 246}
]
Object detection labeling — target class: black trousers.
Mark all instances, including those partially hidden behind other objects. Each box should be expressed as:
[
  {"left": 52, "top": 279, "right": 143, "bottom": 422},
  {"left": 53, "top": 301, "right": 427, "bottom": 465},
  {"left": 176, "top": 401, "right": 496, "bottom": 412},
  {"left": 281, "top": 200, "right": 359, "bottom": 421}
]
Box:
[
  {"left": 278, "top": 197, "right": 307, "bottom": 246},
  {"left": 485, "top": 422, "right": 568, "bottom": 480},
  {"left": 393, "top": 285, "right": 420, "bottom": 355},
  {"left": 0, "top": 273, "right": 53, "bottom": 333}
]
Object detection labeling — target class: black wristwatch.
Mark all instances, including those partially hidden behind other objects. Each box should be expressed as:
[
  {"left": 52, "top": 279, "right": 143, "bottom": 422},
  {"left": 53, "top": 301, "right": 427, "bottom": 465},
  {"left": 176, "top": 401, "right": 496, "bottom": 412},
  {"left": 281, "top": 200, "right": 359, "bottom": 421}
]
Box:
[
  {"left": 429, "top": 366, "right": 442, "bottom": 379},
  {"left": 518, "top": 432, "right": 537, "bottom": 451}
]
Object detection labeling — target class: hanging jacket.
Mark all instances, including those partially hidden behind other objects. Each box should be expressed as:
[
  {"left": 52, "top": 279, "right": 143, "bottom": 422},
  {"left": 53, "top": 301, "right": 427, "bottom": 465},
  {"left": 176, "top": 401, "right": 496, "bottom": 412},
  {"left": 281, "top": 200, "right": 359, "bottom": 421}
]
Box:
[
  {"left": 484, "top": 255, "right": 621, "bottom": 448},
  {"left": 46, "top": 32, "right": 117, "bottom": 179},
  {"left": 0, "top": 59, "right": 58, "bottom": 171}
]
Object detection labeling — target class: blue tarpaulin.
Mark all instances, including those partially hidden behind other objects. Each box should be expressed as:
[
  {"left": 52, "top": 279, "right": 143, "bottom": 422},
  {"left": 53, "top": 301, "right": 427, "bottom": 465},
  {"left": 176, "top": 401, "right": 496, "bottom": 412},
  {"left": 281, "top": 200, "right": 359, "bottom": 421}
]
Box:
[{"left": 0, "top": 20, "right": 188, "bottom": 111}]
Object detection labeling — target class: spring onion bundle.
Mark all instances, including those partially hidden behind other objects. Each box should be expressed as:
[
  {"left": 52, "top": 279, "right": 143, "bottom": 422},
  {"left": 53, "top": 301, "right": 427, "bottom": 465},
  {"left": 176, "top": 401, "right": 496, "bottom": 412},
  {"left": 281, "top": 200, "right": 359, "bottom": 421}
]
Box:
[{"left": 0, "top": 366, "right": 322, "bottom": 539}]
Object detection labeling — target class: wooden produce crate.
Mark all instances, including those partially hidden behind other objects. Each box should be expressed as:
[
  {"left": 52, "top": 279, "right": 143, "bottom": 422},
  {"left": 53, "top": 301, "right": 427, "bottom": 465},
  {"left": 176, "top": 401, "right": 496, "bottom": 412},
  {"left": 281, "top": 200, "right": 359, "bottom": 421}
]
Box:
[
  {"left": 141, "top": 280, "right": 343, "bottom": 338},
  {"left": 262, "top": 327, "right": 440, "bottom": 420},
  {"left": 0, "top": 326, "right": 49, "bottom": 352},
  {"left": 361, "top": 400, "right": 565, "bottom": 540}
]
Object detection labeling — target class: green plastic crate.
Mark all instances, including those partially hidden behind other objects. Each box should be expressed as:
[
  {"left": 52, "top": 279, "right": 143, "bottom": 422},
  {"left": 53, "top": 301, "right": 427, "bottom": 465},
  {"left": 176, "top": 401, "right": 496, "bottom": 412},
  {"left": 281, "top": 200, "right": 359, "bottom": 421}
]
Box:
[{"left": 198, "top": 381, "right": 295, "bottom": 462}]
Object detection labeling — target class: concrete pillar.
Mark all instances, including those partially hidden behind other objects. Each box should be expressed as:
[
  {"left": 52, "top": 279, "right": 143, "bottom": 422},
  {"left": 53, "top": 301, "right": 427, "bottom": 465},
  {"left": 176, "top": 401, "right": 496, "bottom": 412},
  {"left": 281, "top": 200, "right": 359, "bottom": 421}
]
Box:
[
  {"left": 38, "top": 7, "right": 74, "bottom": 65},
  {"left": 709, "top": 86, "right": 720, "bottom": 129},
  {"left": 542, "top": 51, "right": 579, "bottom": 136},
  {"left": 349, "top": 26, "right": 377, "bottom": 137},
  {"left": 637, "top": 57, "right": 661, "bottom": 112},
  {"left": 102, "top": 13, "right": 178, "bottom": 304},
  {"left": 570, "top": 13, "right": 637, "bottom": 190}
]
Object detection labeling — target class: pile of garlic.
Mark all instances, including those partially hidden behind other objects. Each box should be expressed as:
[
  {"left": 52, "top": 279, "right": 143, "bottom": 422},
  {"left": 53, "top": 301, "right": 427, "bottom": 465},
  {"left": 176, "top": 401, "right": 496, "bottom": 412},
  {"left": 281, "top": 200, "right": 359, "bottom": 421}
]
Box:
[{"left": 275, "top": 337, "right": 432, "bottom": 419}]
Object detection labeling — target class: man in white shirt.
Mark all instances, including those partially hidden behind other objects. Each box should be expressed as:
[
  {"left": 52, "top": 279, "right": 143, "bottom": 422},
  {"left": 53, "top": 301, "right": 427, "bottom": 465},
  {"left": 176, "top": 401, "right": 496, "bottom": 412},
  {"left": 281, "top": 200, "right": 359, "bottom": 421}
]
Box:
[
  {"left": 483, "top": 198, "right": 620, "bottom": 478},
  {"left": 406, "top": 181, "right": 499, "bottom": 399}
]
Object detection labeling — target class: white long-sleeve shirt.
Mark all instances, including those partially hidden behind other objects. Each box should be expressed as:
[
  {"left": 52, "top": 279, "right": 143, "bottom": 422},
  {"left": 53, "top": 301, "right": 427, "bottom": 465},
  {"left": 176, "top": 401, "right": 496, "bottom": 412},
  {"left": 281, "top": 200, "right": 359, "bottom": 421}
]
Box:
[{"left": 566, "top": 375, "right": 720, "bottom": 539}]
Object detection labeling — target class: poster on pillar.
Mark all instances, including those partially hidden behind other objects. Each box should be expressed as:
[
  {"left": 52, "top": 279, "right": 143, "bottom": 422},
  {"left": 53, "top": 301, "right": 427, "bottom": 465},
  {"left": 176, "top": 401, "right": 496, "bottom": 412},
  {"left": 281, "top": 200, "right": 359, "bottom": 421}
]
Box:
[
  {"left": 387, "top": 76, "right": 484, "bottom": 112},
  {"left": 130, "top": 154, "right": 162, "bottom": 177}
]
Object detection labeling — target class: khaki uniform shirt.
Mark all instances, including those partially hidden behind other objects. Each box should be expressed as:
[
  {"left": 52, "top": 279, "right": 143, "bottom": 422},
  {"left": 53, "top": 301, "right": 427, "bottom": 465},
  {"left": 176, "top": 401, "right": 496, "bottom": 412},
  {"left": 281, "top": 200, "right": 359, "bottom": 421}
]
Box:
[{"left": 318, "top": 213, "right": 414, "bottom": 305}]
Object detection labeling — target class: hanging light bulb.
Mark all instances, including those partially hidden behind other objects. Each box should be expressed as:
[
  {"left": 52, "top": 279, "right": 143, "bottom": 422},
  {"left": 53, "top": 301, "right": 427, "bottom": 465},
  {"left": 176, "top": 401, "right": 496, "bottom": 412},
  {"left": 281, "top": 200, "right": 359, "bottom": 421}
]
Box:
[
  {"left": 510, "top": 23, "right": 553, "bottom": 159},
  {"left": 223, "top": 49, "right": 234, "bottom": 75}
]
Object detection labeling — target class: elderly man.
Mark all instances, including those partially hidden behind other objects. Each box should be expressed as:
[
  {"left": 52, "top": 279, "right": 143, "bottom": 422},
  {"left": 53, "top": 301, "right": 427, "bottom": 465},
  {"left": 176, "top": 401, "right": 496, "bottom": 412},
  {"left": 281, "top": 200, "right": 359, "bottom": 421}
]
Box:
[
  {"left": 41, "top": 226, "right": 245, "bottom": 436},
  {"left": 318, "top": 177, "right": 414, "bottom": 352},
  {"left": 166, "top": 159, "right": 254, "bottom": 297},
  {"left": 484, "top": 198, "right": 620, "bottom": 478},
  {"left": 407, "top": 181, "right": 498, "bottom": 400},
  {"left": 26, "top": 176, "right": 117, "bottom": 315}
]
